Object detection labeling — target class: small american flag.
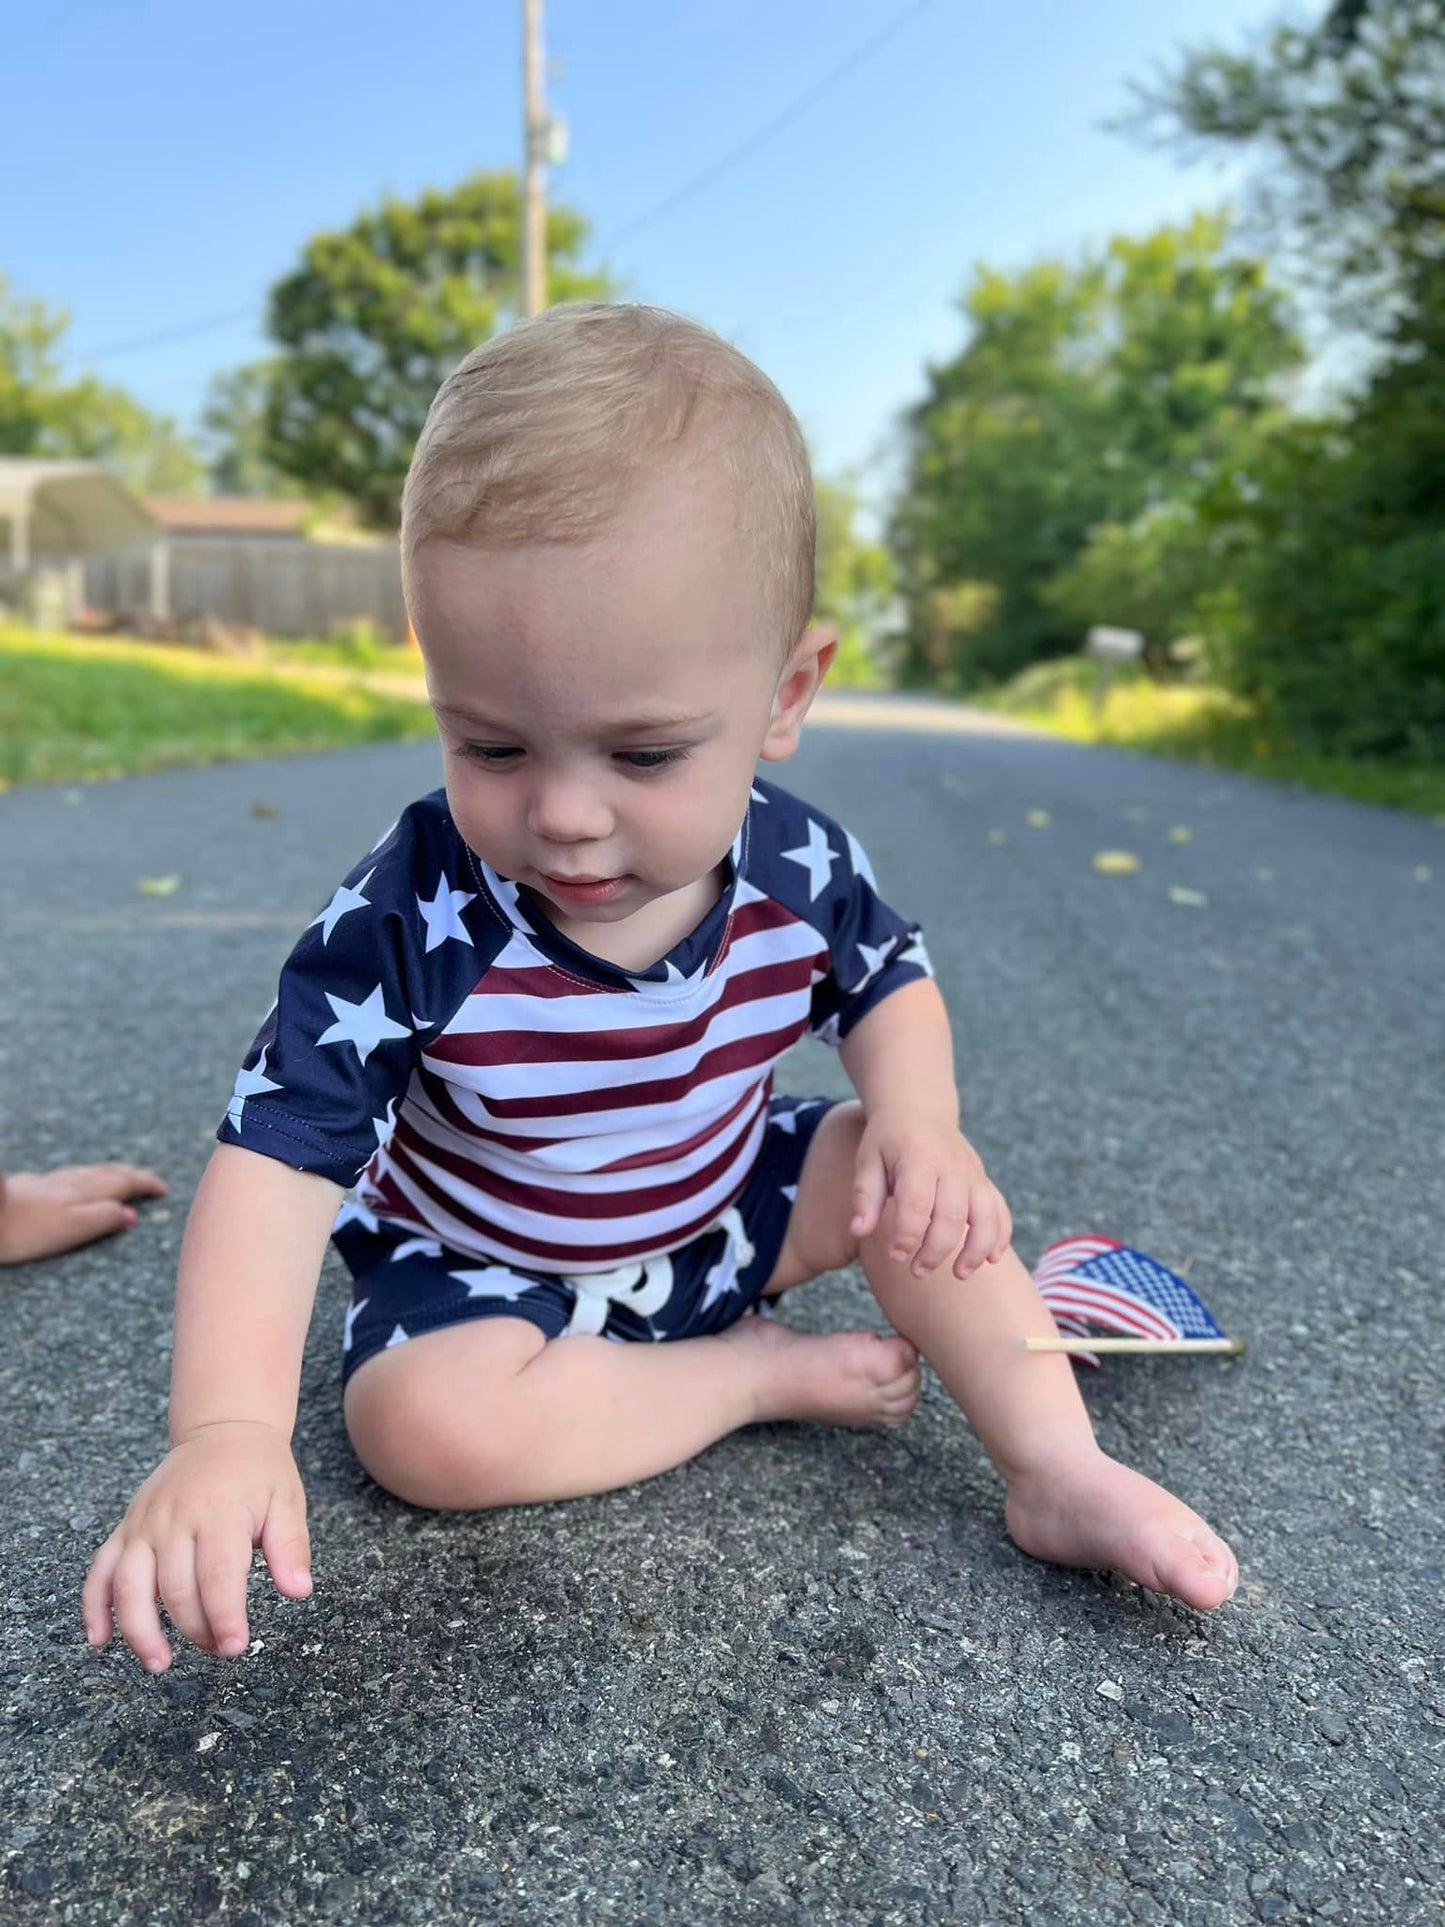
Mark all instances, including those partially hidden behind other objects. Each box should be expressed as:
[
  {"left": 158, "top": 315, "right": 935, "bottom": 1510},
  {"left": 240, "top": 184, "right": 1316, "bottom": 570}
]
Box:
[{"left": 1032, "top": 1235, "right": 1228, "bottom": 1368}]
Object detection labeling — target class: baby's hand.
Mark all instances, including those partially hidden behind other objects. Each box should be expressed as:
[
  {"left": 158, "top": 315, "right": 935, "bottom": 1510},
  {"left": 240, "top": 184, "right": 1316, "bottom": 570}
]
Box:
[
  {"left": 82, "top": 1421, "right": 312, "bottom": 1672},
  {"left": 0, "top": 1163, "right": 167, "bottom": 1265},
  {"left": 849, "top": 1110, "right": 1013, "bottom": 1280}
]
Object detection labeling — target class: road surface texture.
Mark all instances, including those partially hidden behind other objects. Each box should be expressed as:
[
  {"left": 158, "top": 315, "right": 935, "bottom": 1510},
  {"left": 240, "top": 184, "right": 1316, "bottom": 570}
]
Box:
[{"left": 1, "top": 694, "right": 1440, "bottom": 1925}]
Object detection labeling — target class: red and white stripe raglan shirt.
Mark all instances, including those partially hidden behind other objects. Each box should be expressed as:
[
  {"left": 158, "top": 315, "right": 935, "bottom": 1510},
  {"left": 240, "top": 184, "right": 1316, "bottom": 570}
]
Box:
[{"left": 218, "top": 778, "right": 933, "bottom": 1272}]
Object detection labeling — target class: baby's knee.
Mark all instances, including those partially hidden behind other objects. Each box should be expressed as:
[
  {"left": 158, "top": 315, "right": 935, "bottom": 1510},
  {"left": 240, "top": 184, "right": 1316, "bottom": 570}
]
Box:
[{"left": 343, "top": 1325, "right": 543, "bottom": 1510}]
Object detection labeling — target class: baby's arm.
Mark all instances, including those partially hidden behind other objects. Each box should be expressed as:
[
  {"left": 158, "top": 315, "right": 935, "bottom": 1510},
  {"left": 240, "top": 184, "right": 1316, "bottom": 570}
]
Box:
[
  {"left": 82, "top": 1144, "right": 341, "bottom": 1672},
  {"left": 840, "top": 977, "right": 1012, "bottom": 1279}
]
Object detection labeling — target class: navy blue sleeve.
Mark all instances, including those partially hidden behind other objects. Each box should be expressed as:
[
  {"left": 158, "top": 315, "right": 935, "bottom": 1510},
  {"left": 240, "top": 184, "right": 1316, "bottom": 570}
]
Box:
[
  {"left": 807, "top": 822, "right": 934, "bottom": 1048},
  {"left": 215, "top": 796, "right": 481, "bottom": 1186}
]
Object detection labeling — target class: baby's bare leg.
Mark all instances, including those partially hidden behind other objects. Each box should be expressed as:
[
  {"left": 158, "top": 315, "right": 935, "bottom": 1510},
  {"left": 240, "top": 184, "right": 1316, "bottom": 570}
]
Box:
[
  {"left": 344, "top": 1312, "right": 920, "bottom": 1510},
  {"left": 782, "top": 1105, "right": 1238, "bottom": 1610}
]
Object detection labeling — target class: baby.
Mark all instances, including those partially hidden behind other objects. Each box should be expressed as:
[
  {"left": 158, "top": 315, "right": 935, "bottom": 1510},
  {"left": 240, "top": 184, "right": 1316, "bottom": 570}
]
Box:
[{"left": 83, "top": 304, "right": 1237, "bottom": 1671}]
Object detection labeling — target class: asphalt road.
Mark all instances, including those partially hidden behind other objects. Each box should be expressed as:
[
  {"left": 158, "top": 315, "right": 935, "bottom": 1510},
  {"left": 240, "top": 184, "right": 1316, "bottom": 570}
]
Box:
[{"left": 1, "top": 697, "right": 1441, "bottom": 1926}]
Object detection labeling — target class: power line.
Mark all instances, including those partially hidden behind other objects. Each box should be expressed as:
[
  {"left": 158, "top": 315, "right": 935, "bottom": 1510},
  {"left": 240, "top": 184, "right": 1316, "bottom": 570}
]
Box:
[
  {"left": 70, "top": 305, "right": 259, "bottom": 365},
  {"left": 598, "top": 0, "right": 936, "bottom": 252},
  {"left": 69, "top": 0, "right": 937, "bottom": 369}
]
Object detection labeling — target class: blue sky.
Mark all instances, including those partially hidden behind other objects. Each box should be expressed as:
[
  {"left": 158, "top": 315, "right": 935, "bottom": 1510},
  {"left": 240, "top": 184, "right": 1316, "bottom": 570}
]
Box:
[{"left": 6, "top": 0, "right": 1282, "bottom": 501}]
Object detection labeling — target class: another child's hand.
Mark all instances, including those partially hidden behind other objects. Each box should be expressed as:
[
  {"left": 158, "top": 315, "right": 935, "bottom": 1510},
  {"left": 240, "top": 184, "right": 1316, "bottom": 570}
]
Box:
[
  {"left": 849, "top": 1110, "right": 1013, "bottom": 1280},
  {"left": 82, "top": 1421, "right": 312, "bottom": 1672},
  {"left": 0, "top": 1162, "right": 168, "bottom": 1265}
]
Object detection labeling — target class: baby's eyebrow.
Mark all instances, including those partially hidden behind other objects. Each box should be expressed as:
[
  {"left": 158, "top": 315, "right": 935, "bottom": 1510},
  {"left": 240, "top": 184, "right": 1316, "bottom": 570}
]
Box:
[{"left": 435, "top": 702, "right": 713, "bottom": 734}]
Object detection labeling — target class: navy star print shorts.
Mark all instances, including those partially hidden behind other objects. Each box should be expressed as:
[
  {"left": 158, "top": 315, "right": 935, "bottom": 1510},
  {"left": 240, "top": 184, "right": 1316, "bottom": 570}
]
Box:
[{"left": 332, "top": 1094, "right": 838, "bottom": 1387}]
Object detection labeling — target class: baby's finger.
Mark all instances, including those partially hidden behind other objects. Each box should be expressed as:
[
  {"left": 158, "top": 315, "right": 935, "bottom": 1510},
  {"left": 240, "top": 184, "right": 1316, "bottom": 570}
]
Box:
[
  {"left": 82, "top": 1533, "right": 125, "bottom": 1647},
  {"left": 954, "top": 1191, "right": 1000, "bottom": 1278},
  {"left": 195, "top": 1520, "right": 255, "bottom": 1659},
  {"left": 75, "top": 1164, "right": 168, "bottom": 1203},
  {"left": 850, "top": 1153, "right": 889, "bottom": 1240},
  {"left": 911, "top": 1196, "right": 970, "bottom": 1277},
  {"left": 157, "top": 1538, "right": 217, "bottom": 1655},
  {"left": 989, "top": 1196, "right": 1014, "bottom": 1262},
  {"left": 111, "top": 1541, "right": 172, "bottom": 1673},
  {"left": 261, "top": 1489, "right": 313, "bottom": 1601},
  {"left": 65, "top": 1198, "right": 138, "bottom": 1245},
  {"left": 888, "top": 1171, "right": 938, "bottom": 1263}
]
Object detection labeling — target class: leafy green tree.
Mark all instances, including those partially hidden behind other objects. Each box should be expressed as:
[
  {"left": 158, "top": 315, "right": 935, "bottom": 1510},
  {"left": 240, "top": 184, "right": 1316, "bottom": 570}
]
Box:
[
  {"left": 1122, "top": 0, "right": 1444, "bottom": 337},
  {"left": 0, "top": 274, "right": 204, "bottom": 492},
  {"left": 257, "top": 171, "right": 610, "bottom": 528},
  {"left": 814, "top": 471, "right": 895, "bottom": 681},
  {"left": 200, "top": 363, "right": 303, "bottom": 497},
  {"left": 890, "top": 214, "right": 1301, "bottom": 685},
  {"left": 1121, "top": 1, "right": 1445, "bottom": 756}
]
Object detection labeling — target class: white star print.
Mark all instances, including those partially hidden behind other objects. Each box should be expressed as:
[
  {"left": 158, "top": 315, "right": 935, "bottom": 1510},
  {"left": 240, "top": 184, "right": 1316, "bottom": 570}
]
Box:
[
  {"left": 309, "top": 869, "right": 375, "bottom": 944},
  {"left": 416, "top": 876, "right": 476, "bottom": 953},
  {"left": 782, "top": 818, "right": 838, "bottom": 900},
  {"left": 845, "top": 829, "right": 877, "bottom": 888},
  {"left": 389, "top": 1236, "right": 443, "bottom": 1263},
  {"left": 852, "top": 936, "right": 898, "bottom": 993},
  {"left": 898, "top": 937, "right": 932, "bottom": 971},
  {"left": 343, "top": 1298, "right": 369, "bottom": 1351},
  {"left": 749, "top": 786, "right": 769, "bottom": 804},
  {"left": 698, "top": 1208, "right": 756, "bottom": 1315},
  {"left": 317, "top": 985, "right": 412, "bottom": 1066},
  {"left": 368, "top": 818, "right": 399, "bottom": 853},
  {"left": 451, "top": 1265, "right": 529, "bottom": 1301},
  {"left": 655, "top": 958, "right": 710, "bottom": 991},
  {"left": 774, "top": 1109, "right": 797, "bottom": 1134},
  {"left": 227, "top": 1048, "right": 282, "bottom": 1132},
  {"left": 385, "top": 1324, "right": 409, "bottom": 1348},
  {"left": 371, "top": 1096, "right": 398, "bottom": 1149},
  {"left": 333, "top": 1197, "right": 380, "bottom": 1235},
  {"left": 781, "top": 1183, "right": 798, "bottom": 1203}
]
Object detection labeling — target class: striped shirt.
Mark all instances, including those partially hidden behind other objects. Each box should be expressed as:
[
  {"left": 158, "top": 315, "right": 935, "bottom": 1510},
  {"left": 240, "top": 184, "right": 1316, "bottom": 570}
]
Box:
[{"left": 218, "top": 778, "right": 932, "bottom": 1272}]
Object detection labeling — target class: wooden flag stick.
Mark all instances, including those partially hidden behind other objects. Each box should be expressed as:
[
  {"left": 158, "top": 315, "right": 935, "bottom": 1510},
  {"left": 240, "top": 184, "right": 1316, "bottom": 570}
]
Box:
[{"left": 1021, "top": 1336, "right": 1245, "bottom": 1355}]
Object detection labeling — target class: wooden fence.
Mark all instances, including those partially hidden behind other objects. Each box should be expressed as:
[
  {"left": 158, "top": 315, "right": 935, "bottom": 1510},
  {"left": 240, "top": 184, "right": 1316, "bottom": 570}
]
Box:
[{"left": 84, "top": 537, "right": 409, "bottom": 640}]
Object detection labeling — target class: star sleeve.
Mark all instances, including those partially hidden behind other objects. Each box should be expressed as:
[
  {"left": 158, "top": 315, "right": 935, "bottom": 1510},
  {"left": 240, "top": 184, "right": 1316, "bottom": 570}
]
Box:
[
  {"left": 216, "top": 812, "right": 440, "bottom": 1186},
  {"left": 807, "top": 825, "right": 934, "bottom": 1048}
]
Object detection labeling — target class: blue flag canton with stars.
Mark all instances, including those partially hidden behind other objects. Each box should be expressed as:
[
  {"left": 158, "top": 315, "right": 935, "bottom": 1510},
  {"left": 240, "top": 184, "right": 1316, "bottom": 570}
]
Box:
[{"left": 1077, "top": 1246, "right": 1226, "bottom": 1340}]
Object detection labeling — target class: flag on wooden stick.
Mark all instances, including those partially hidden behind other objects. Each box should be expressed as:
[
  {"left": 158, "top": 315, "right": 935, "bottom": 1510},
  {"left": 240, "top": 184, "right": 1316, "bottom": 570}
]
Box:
[{"left": 1026, "top": 1236, "right": 1244, "bottom": 1364}]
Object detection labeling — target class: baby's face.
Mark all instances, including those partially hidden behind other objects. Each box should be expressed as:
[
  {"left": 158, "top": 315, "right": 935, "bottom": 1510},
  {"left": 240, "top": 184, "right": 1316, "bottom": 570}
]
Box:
[{"left": 410, "top": 469, "right": 820, "bottom": 934}]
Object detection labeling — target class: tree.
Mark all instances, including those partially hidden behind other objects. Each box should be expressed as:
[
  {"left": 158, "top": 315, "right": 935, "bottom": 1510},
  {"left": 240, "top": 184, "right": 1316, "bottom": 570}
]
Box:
[
  {"left": 201, "top": 364, "right": 302, "bottom": 498},
  {"left": 1122, "top": 0, "right": 1445, "bottom": 340},
  {"left": 0, "top": 275, "right": 204, "bottom": 492},
  {"left": 256, "top": 171, "right": 611, "bottom": 528},
  {"left": 889, "top": 214, "right": 1301, "bottom": 686}
]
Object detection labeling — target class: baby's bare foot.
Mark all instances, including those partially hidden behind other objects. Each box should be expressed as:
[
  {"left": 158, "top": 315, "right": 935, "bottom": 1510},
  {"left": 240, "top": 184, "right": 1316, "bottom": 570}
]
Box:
[
  {"left": 719, "top": 1317, "right": 921, "bottom": 1429},
  {"left": 1005, "top": 1447, "right": 1239, "bottom": 1612}
]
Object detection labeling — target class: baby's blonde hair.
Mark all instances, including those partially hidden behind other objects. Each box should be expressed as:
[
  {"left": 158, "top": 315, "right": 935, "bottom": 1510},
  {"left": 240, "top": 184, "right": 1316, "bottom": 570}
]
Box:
[{"left": 401, "top": 303, "right": 815, "bottom": 653}]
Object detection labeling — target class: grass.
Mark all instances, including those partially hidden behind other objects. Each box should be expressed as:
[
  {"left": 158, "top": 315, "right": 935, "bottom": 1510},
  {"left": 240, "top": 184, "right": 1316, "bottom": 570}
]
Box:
[
  {"left": 0, "top": 625, "right": 434, "bottom": 789},
  {"left": 967, "top": 655, "right": 1445, "bottom": 818}
]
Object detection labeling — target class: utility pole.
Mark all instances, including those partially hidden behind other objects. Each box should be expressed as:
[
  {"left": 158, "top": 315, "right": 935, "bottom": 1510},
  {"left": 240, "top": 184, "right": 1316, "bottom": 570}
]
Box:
[{"left": 521, "top": 0, "right": 547, "bottom": 317}]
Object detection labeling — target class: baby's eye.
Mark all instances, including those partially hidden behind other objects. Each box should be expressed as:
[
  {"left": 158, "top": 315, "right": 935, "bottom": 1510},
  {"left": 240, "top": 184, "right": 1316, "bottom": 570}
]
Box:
[
  {"left": 618, "top": 747, "right": 690, "bottom": 773},
  {"left": 461, "top": 745, "right": 521, "bottom": 766}
]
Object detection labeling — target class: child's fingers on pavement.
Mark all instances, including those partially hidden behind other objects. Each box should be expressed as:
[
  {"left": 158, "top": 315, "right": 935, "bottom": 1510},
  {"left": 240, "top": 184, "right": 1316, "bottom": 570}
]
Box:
[
  {"left": 989, "top": 1196, "right": 1014, "bottom": 1262},
  {"left": 196, "top": 1521, "right": 256, "bottom": 1657},
  {"left": 67, "top": 1197, "right": 138, "bottom": 1244},
  {"left": 81, "top": 1533, "right": 124, "bottom": 1646},
  {"left": 157, "top": 1540, "right": 218, "bottom": 1654},
  {"left": 75, "top": 1164, "right": 168, "bottom": 1202},
  {"left": 261, "top": 1493, "right": 313, "bottom": 1599},
  {"left": 111, "top": 1542, "right": 172, "bottom": 1672}
]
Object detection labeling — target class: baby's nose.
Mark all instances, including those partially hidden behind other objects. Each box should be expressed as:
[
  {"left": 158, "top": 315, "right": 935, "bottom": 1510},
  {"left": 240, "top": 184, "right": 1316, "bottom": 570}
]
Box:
[{"left": 527, "top": 774, "right": 613, "bottom": 844}]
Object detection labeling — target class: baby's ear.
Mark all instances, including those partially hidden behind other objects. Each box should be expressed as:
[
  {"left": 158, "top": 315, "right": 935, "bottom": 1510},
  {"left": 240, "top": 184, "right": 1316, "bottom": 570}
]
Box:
[{"left": 761, "top": 625, "right": 836, "bottom": 761}]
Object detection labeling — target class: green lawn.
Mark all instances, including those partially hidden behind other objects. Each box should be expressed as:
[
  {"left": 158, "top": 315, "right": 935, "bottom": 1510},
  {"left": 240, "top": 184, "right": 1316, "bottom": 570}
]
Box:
[
  {"left": 0, "top": 626, "right": 434, "bottom": 789},
  {"left": 967, "top": 656, "right": 1445, "bottom": 818}
]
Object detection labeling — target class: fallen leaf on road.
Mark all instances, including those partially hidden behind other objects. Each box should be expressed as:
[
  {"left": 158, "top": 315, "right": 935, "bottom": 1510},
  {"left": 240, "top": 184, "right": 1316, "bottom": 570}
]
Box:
[
  {"left": 1415, "top": 865, "right": 1432, "bottom": 883},
  {"left": 137, "top": 875, "right": 181, "bottom": 897},
  {"left": 1169, "top": 886, "right": 1209, "bottom": 907},
  {"left": 1168, "top": 826, "right": 1193, "bottom": 843},
  {"left": 1026, "top": 810, "right": 1051, "bottom": 828},
  {"left": 250, "top": 800, "right": 278, "bottom": 819},
  {"left": 1093, "top": 851, "right": 1139, "bottom": 875},
  {"left": 988, "top": 830, "right": 1007, "bottom": 845},
  {"left": 1256, "top": 868, "right": 1275, "bottom": 883}
]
